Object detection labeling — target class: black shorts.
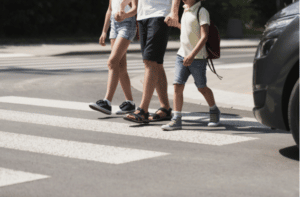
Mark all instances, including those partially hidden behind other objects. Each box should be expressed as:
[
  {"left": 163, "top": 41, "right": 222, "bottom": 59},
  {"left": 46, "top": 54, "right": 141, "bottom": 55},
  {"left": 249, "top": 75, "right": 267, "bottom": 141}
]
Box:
[{"left": 138, "top": 17, "right": 171, "bottom": 64}]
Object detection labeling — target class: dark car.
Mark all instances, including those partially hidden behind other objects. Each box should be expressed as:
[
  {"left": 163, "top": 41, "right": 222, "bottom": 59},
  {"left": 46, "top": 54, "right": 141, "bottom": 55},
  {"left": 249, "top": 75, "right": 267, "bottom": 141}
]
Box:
[{"left": 253, "top": 1, "right": 299, "bottom": 146}]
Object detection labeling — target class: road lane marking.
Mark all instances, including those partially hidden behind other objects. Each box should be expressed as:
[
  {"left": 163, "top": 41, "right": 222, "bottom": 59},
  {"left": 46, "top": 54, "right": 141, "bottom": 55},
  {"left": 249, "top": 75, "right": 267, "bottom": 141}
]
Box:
[
  {"left": 0, "top": 131, "right": 169, "bottom": 164},
  {"left": 0, "top": 96, "right": 160, "bottom": 113},
  {"left": 0, "top": 96, "right": 264, "bottom": 127},
  {"left": 0, "top": 168, "right": 49, "bottom": 187},
  {"left": 0, "top": 108, "right": 258, "bottom": 146},
  {"left": 0, "top": 53, "right": 34, "bottom": 58}
]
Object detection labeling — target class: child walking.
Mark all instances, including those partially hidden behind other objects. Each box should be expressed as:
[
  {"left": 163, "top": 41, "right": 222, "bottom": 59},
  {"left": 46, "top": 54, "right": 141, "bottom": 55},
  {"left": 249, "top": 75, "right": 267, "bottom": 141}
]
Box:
[
  {"left": 161, "top": 0, "right": 220, "bottom": 130},
  {"left": 89, "top": 0, "right": 138, "bottom": 115}
]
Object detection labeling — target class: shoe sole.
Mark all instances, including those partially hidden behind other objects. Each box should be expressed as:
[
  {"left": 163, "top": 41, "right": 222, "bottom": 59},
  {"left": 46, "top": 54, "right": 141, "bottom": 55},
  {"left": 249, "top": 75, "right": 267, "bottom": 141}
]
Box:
[
  {"left": 89, "top": 104, "right": 111, "bottom": 115},
  {"left": 207, "top": 122, "right": 220, "bottom": 127},
  {"left": 161, "top": 126, "right": 182, "bottom": 131},
  {"left": 115, "top": 109, "right": 136, "bottom": 115},
  {"left": 123, "top": 116, "right": 149, "bottom": 124}
]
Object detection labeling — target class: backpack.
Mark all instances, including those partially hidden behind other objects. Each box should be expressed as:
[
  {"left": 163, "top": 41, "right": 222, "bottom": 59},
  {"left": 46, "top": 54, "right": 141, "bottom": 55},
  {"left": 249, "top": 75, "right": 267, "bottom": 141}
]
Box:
[{"left": 197, "top": 6, "right": 222, "bottom": 80}]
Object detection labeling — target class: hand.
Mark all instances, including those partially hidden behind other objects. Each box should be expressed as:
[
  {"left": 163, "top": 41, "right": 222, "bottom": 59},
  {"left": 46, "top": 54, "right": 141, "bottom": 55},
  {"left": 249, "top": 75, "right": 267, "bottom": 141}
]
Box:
[
  {"left": 183, "top": 54, "right": 195, "bottom": 67},
  {"left": 114, "top": 11, "right": 126, "bottom": 22},
  {"left": 164, "top": 13, "right": 179, "bottom": 27},
  {"left": 99, "top": 33, "right": 107, "bottom": 46}
]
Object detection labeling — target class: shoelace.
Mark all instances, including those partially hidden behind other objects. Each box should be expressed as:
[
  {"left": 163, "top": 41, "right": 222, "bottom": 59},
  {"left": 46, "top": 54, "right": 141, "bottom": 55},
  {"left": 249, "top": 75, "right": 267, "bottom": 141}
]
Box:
[
  {"left": 119, "top": 101, "right": 129, "bottom": 109},
  {"left": 168, "top": 120, "right": 177, "bottom": 126},
  {"left": 210, "top": 113, "right": 219, "bottom": 123}
]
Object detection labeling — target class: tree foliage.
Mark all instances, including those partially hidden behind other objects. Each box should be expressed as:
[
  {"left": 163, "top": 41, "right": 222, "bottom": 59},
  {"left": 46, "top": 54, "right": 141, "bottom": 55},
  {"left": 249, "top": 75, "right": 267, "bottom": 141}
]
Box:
[{"left": 0, "top": 0, "right": 295, "bottom": 38}]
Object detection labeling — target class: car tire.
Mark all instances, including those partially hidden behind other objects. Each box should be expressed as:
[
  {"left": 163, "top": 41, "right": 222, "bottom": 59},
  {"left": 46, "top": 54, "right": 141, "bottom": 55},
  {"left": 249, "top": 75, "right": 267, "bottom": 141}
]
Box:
[{"left": 288, "top": 79, "right": 299, "bottom": 147}]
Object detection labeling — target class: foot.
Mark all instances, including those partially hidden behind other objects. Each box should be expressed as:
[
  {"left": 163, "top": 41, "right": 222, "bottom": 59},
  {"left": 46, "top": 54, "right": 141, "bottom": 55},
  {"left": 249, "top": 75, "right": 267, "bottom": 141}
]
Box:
[
  {"left": 149, "top": 108, "right": 172, "bottom": 122},
  {"left": 208, "top": 107, "right": 220, "bottom": 127},
  {"left": 116, "top": 101, "right": 136, "bottom": 115},
  {"left": 161, "top": 116, "right": 182, "bottom": 131},
  {"left": 124, "top": 107, "right": 149, "bottom": 123},
  {"left": 89, "top": 100, "right": 111, "bottom": 115}
]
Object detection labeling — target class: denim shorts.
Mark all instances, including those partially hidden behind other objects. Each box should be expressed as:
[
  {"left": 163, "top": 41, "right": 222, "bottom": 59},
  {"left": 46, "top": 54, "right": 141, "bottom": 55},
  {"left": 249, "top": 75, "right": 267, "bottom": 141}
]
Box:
[
  {"left": 173, "top": 55, "right": 207, "bottom": 88},
  {"left": 109, "top": 15, "right": 136, "bottom": 41}
]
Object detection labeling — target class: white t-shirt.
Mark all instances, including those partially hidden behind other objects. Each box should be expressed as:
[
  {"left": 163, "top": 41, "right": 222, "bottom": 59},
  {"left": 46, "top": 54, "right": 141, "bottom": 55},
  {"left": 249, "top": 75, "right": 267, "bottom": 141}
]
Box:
[
  {"left": 111, "top": 0, "right": 131, "bottom": 15},
  {"left": 177, "top": 2, "right": 210, "bottom": 59},
  {"left": 137, "top": 0, "right": 172, "bottom": 21}
]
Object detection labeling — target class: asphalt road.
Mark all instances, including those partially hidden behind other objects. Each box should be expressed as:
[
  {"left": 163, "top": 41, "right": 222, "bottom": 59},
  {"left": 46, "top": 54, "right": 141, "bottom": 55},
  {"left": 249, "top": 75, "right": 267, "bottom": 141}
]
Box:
[{"left": 0, "top": 49, "right": 298, "bottom": 197}]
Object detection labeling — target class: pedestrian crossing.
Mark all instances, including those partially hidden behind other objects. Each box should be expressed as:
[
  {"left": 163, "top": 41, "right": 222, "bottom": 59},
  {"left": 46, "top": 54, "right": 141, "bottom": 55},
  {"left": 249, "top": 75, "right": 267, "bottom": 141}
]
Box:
[
  {"left": 0, "top": 56, "right": 253, "bottom": 73},
  {"left": 0, "top": 56, "right": 176, "bottom": 73},
  {"left": 0, "top": 96, "right": 264, "bottom": 188},
  {"left": 0, "top": 167, "right": 49, "bottom": 188}
]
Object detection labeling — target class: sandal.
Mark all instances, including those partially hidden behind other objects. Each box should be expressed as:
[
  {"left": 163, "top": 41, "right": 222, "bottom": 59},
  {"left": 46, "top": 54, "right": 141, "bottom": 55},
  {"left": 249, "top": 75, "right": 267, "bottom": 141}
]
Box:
[
  {"left": 149, "top": 108, "right": 172, "bottom": 122},
  {"left": 123, "top": 107, "right": 149, "bottom": 124}
]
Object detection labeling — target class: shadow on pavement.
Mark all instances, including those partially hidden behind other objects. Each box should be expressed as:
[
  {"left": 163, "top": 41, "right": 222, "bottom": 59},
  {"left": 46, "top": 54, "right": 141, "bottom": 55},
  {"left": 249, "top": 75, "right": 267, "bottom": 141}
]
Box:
[
  {"left": 126, "top": 111, "right": 290, "bottom": 135},
  {"left": 279, "top": 146, "right": 299, "bottom": 161}
]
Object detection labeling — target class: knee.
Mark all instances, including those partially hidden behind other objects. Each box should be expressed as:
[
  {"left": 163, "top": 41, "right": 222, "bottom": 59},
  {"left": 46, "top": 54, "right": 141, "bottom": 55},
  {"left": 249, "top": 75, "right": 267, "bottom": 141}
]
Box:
[{"left": 107, "top": 57, "right": 120, "bottom": 70}]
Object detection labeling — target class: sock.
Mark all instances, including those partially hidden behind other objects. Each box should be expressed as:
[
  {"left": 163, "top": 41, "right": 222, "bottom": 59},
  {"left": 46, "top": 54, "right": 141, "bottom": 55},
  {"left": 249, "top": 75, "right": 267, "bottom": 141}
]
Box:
[
  {"left": 104, "top": 99, "right": 111, "bottom": 106},
  {"left": 210, "top": 105, "right": 217, "bottom": 110},
  {"left": 172, "top": 111, "right": 182, "bottom": 119},
  {"left": 126, "top": 100, "right": 135, "bottom": 105}
]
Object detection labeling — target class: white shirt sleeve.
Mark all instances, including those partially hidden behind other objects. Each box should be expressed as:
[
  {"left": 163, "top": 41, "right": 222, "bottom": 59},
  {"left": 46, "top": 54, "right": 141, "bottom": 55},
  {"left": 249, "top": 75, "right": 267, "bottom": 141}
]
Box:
[{"left": 198, "top": 8, "right": 210, "bottom": 26}]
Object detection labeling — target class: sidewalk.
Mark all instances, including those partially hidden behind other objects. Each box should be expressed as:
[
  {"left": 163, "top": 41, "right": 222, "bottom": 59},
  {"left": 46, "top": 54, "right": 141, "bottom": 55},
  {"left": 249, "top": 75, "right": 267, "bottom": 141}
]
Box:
[
  {"left": 0, "top": 39, "right": 260, "bottom": 57},
  {"left": 0, "top": 39, "right": 260, "bottom": 111}
]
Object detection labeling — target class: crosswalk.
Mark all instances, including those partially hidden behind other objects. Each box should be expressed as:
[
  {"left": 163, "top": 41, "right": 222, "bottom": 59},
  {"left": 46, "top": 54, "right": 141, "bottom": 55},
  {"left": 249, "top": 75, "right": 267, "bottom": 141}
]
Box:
[
  {"left": 0, "top": 55, "right": 253, "bottom": 73},
  {"left": 0, "top": 56, "right": 175, "bottom": 73},
  {"left": 0, "top": 95, "right": 265, "bottom": 188}
]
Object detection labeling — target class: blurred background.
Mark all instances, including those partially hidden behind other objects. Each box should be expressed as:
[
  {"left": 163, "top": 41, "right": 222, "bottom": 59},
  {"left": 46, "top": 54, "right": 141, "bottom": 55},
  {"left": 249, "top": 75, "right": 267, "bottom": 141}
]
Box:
[{"left": 0, "top": 0, "right": 296, "bottom": 44}]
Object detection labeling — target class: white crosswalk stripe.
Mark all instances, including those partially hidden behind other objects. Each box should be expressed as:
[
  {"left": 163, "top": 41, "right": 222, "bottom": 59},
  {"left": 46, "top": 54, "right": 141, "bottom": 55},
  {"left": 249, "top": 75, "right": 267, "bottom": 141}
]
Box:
[
  {"left": 0, "top": 56, "right": 252, "bottom": 72},
  {"left": 0, "top": 96, "right": 261, "bottom": 187},
  {"left": 0, "top": 168, "right": 49, "bottom": 187},
  {"left": 0, "top": 57, "right": 175, "bottom": 72},
  {"left": 0, "top": 131, "right": 168, "bottom": 164}
]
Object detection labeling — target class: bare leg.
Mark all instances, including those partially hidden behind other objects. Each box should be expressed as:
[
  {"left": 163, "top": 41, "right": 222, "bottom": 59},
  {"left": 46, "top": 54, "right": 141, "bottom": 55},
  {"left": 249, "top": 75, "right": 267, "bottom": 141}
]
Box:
[
  {"left": 138, "top": 60, "right": 159, "bottom": 112},
  {"left": 119, "top": 54, "right": 133, "bottom": 101},
  {"left": 198, "top": 87, "right": 216, "bottom": 107},
  {"left": 104, "top": 37, "right": 131, "bottom": 102},
  {"left": 173, "top": 84, "right": 185, "bottom": 111},
  {"left": 155, "top": 64, "right": 170, "bottom": 109}
]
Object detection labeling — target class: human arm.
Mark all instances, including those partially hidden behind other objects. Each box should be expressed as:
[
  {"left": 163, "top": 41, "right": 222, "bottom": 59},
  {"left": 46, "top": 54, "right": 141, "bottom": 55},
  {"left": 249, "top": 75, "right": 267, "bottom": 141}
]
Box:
[
  {"left": 99, "top": 0, "right": 112, "bottom": 46},
  {"left": 183, "top": 24, "right": 209, "bottom": 66},
  {"left": 164, "top": 0, "right": 180, "bottom": 27},
  {"left": 115, "top": 0, "right": 138, "bottom": 22}
]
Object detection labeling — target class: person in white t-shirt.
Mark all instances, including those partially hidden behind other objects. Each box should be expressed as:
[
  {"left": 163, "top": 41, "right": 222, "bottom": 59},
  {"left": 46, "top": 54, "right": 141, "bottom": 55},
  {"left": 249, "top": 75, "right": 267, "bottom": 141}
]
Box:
[
  {"left": 162, "top": 0, "right": 221, "bottom": 131},
  {"left": 123, "top": 0, "right": 181, "bottom": 123}
]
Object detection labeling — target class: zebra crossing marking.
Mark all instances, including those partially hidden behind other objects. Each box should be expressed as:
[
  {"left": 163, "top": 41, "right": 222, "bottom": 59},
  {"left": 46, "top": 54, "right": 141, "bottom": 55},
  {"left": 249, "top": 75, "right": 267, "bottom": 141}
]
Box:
[
  {"left": 0, "top": 131, "right": 168, "bottom": 164},
  {"left": 0, "top": 108, "right": 258, "bottom": 146},
  {"left": 0, "top": 167, "right": 49, "bottom": 187},
  {"left": 0, "top": 53, "right": 34, "bottom": 58}
]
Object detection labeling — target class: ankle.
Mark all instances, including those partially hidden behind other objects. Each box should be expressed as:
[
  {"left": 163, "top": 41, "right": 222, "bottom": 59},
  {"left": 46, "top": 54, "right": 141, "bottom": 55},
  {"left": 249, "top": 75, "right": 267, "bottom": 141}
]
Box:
[{"left": 104, "top": 99, "right": 111, "bottom": 106}]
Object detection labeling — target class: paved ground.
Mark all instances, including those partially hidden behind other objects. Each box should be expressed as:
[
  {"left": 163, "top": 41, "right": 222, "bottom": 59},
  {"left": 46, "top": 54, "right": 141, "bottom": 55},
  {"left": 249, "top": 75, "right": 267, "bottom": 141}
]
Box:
[{"left": 0, "top": 40, "right": 298, "bottom": 197}]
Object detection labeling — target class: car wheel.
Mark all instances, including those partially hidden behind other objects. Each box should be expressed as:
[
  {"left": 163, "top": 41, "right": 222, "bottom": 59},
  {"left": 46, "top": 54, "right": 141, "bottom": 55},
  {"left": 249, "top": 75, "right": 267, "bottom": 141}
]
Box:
[{"left": 288, "top": 79, "right": 299, "bottom": 147}]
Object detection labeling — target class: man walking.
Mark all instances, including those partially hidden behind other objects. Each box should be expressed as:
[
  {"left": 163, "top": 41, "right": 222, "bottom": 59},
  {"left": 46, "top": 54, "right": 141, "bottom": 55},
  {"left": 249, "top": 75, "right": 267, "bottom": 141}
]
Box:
[{"left": 124, "top": 0, "right": 181, "bottom": 123}]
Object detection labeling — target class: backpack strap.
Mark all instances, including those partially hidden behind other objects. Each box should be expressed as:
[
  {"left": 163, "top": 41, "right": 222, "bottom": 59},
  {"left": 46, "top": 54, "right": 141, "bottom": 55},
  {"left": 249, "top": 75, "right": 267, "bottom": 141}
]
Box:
[
  {"left": 197, "top": 5, "right": 222, "bottom": 80},
  {"left": 207, "top": 59, "right": 223, "bottom": 80},
  {"left": 197, "top": 5, "right": 201, "bottom": 24}
]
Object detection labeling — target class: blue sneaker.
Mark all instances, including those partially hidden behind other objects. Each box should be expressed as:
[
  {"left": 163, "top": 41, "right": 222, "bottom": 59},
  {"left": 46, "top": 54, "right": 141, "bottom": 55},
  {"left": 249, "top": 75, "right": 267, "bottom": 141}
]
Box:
[
  {"left": 161, "top": 116, "right": 182, "bottom": 131},
  {"left": 208, "top": 107, "right": 220, "bottom": 127}
]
